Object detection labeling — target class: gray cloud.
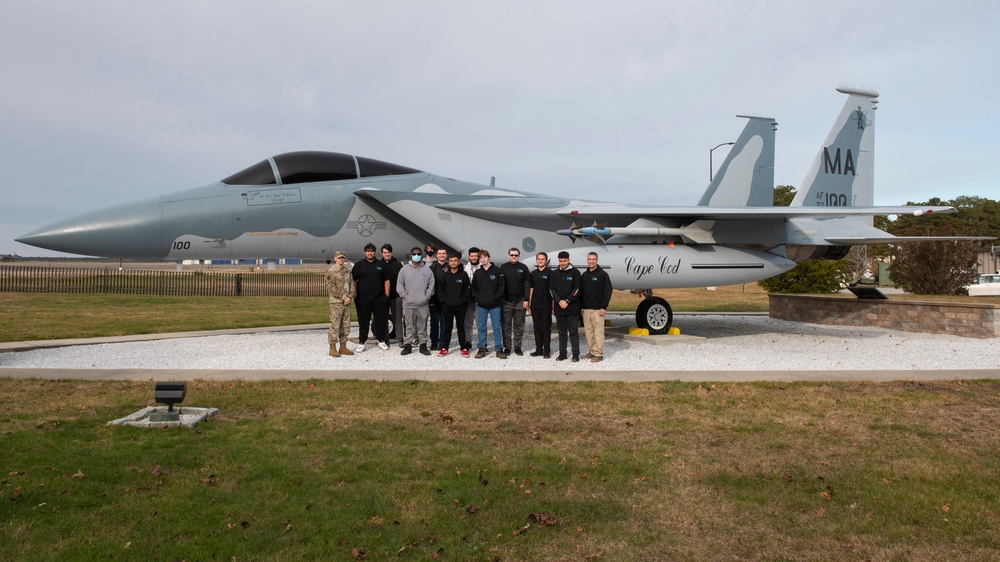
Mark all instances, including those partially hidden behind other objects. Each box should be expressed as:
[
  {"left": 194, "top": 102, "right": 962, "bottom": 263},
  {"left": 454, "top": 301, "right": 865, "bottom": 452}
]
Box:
[{"left": 3, "top": 1, "right": 998, "bottom": 255}]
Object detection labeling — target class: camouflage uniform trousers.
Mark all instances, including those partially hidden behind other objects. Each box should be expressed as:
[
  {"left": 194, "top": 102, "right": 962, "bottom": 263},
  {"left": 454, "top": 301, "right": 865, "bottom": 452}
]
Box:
[{"left": 328, "top": 301, "right": 352, "bottom": 345}]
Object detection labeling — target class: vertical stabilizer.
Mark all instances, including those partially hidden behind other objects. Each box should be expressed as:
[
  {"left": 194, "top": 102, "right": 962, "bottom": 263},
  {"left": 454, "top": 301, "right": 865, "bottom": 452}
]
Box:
[
  {"left": 791, "top": 86, "right": 878, "bottom": 208},
  {"left": 697, "top": 115, "right": 777, "bottom": 207}
]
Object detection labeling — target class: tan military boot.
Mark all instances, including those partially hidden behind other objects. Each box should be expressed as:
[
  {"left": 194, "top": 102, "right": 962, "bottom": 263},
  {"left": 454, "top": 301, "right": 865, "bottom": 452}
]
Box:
[
  {"left": 338, "top": 342, "right": 354, "bottom": 356},
  {"left": 329, "top": 344, "right": 340, "bottom": 357}
]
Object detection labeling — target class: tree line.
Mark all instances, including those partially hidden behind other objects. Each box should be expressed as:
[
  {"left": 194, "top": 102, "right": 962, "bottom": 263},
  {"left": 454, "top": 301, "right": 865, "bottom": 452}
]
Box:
[{"left": 758, "top": 187, "right": 998, "bottom": 295}]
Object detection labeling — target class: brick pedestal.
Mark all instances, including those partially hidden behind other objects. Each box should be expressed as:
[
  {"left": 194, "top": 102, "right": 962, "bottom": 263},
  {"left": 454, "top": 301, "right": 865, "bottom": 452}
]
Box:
[{"left": 768, "top": 294, "right": 1000, "bottom": 339}]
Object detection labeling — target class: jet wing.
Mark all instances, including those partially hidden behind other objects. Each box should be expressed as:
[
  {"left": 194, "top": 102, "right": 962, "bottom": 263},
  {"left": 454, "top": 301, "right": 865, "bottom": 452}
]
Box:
[{"left": 557, "top": 204, "right": 958, "bottom": 221}]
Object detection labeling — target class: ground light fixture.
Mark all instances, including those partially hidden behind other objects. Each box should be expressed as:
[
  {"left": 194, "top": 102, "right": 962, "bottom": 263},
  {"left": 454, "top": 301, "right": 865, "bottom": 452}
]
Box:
[{"left": 150, "top": 381, "right": 187, "bottom": 422}]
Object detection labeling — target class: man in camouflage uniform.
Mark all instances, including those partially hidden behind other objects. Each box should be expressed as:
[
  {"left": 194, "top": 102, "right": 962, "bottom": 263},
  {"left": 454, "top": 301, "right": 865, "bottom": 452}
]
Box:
[{"left": 325, "top": 251, "right": 355, "bottom": 357}]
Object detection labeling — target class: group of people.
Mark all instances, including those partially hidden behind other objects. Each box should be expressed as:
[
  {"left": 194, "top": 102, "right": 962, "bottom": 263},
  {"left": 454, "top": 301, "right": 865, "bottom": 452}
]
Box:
[{"left": 324, "top": 242, "right": 612, "bottom": 362}]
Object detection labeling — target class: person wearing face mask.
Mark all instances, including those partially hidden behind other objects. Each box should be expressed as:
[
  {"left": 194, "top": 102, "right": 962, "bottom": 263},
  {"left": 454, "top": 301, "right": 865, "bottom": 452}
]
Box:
[{"left": 396, "top": 247, "right": 436, "bottom": 356}]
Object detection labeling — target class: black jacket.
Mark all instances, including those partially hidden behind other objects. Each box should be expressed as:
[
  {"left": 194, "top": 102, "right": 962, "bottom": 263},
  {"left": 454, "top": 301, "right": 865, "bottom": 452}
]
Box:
[
  {"left": 529, "top": 267, "right": 554, "bottom": 311},
  {"left": 471, "top": 265, "right": 505, "bottom": 308},
  {"left": 438, "top": 268, "right": 471, "bottom": 309},
  {"left": 429, "top": 261, "right": 447, "bottom": 305},
  {"left": 580, "top": 265, "right": 612, "bottom": 310},
  {"left": 383, "top": 257, "right": 403, "bottom": 299},
  {"left": 549, "top": 265, "right": 581, "bottom": 316},
  {"left": 500, "top": 261, "right": 530, "bottom": 303}
]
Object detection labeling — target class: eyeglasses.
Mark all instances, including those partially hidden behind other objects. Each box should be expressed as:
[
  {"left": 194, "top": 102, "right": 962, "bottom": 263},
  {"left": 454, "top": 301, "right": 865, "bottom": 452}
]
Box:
[
  {"left": 509, "top": 253, "right": 519, "bottom": 257},
  {"left": 411, "top": 253, "right": 422, "bottom": 257}
]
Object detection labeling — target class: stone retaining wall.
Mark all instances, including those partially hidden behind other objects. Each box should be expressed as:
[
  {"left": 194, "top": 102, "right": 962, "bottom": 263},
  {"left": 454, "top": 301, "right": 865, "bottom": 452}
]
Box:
[{"left": 768, "top": 294, "right": 1000, "bottom": 338}]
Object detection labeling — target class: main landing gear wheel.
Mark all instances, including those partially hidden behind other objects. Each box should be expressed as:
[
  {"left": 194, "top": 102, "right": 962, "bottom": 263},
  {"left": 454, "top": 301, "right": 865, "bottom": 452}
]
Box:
[{"left": 636, "top": 297, "right": 672, "bottom": 335}]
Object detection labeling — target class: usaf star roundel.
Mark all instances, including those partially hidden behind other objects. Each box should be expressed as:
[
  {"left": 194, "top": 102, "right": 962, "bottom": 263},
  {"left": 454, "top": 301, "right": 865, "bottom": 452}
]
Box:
[{"left": 346, "top": 214, "right": 387, "bottom": 236}]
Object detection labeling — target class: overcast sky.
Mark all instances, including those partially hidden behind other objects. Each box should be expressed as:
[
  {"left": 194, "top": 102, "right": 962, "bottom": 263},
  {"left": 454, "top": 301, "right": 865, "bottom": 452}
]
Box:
[{"left": 3, "top": 1, "right": 998, "bottom": 256}]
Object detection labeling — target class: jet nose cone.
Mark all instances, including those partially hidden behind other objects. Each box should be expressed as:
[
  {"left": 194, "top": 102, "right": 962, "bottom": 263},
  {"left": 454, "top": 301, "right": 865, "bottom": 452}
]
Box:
[{"left": 17, "top": 197, "right": 164, "bottom": 258}]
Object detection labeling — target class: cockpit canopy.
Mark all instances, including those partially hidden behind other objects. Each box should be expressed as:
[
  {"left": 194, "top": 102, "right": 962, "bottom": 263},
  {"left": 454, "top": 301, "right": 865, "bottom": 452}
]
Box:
[{"left": 221, "top": 151, "right": 422, "bottom": 186}]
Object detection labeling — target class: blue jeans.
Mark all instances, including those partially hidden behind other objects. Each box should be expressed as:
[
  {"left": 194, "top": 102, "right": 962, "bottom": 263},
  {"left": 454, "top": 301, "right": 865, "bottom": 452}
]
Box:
[{"left": 477, "top": 305, "right": 503, "bottom": 351}]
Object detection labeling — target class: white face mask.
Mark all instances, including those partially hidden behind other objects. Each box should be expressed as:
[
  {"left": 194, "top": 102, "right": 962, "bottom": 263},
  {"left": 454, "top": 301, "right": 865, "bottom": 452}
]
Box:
[{"left": 411, "top": 254, "right": 423, "bottom": 263}]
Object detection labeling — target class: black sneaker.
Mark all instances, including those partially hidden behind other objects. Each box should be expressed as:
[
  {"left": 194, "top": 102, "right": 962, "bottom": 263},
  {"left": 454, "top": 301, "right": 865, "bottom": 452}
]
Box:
[
  {"left": 514, "top": 347, "right": 523, "bottom": 356},
  {"left": 571, "top": 355, "right": 579, "bottom": 362},
  {"left": 419, "top": 344, "right": 430, "bottom": 356},
  {"left": 529, "top": 350, "right": 542, "bottom": 357},
  {"left": 543, "top": 353, "right": 551, "bottom": 359},
  {"left": 556, "top": 354, "right": 567, "bottom": 361},
  {"left": 401, "top": 344, "right": 412, "bottom": 356}
]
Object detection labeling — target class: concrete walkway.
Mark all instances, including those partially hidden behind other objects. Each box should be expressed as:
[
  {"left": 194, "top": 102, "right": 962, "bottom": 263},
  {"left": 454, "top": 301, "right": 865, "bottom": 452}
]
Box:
[{"left": 2, "top": 367, "right": 997, "bottom": 382}]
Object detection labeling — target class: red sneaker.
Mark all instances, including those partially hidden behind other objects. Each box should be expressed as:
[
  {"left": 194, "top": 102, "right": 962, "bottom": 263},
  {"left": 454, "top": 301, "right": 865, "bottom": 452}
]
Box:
[
  {"left": 460, "top": 349, "right": 470, "bottom": 357},
  {"left": 438, "top": 348, "right": 448, "bottom": 356}
]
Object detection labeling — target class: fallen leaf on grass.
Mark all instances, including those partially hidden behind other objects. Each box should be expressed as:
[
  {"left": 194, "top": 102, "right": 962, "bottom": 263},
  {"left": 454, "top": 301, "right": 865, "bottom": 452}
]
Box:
[
  {"left": 72, "top": 470, "right": 85, "bottom": 478},
  {"left": 528, "top": 512, "right": 559, "bottom": 526}
]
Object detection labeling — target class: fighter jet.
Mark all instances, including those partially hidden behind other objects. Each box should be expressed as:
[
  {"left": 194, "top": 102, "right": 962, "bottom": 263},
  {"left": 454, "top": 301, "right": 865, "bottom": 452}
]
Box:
[{"left": 17, "top": 87, "right": 965, "bottom": 333}]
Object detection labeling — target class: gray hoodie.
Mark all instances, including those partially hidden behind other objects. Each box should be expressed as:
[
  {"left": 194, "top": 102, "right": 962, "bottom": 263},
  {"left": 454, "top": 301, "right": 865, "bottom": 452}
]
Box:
[{"left": 396, "top": 261, "right": 436, "bottom": 308}]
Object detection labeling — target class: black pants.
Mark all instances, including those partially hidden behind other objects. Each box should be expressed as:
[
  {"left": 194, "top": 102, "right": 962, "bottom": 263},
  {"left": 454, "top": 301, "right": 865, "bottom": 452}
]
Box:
[
  {"left": 555, "top": 314, "right": 580, "bottom": 357},
  {"left": 531, "top": 307, "right": 552, "bottom": 353},
  {"left": 441, "top": 307, "right": 468, "bottom": 350},
  {"left": 429, "top": 303, "right": 444, "bottom": 348},
  {"left": 356, "top": 295, "right": 388, "bottom": 343},
  {"left": 386, "top": 296, "right": 403, "bottom": 340}
]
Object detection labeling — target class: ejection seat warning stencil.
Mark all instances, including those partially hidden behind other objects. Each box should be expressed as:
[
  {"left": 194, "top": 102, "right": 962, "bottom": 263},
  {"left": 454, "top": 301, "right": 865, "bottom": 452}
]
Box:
[{"left": 243, "top": 188, "right": 302, "bottom": 206}]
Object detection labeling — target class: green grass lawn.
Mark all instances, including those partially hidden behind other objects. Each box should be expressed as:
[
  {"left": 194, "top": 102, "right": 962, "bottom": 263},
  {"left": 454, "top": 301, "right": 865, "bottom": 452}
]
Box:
[
  {"left": 2, "top": 379, "right": 999, "bottom": 561},
  {"left": 0, "top": 285, "right": 771, "bottom": 342}
]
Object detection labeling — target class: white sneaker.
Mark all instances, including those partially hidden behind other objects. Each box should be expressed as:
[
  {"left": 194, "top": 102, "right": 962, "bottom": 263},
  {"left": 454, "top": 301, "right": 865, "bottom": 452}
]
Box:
[
  {"left": 355, "top": 343, "right": 367, "bottom": 353},
  {"left": 377, "top": 341, "right": 390, "bottom": 351}
]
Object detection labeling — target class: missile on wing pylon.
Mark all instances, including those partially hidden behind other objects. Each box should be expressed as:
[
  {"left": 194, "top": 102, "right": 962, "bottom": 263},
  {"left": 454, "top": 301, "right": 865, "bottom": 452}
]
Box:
[{"left": 555, "top": 226, "right": 715, "bottom": 244}]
